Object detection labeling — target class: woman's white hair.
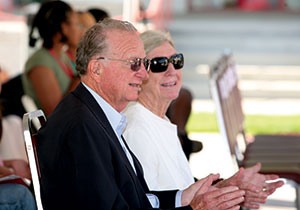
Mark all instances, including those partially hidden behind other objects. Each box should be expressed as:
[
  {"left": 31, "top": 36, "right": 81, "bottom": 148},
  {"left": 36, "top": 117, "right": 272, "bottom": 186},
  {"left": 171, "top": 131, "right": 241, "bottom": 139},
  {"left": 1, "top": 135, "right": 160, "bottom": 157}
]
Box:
[{"left": 139, "top": 30, "right": 174, "bottom": 55}]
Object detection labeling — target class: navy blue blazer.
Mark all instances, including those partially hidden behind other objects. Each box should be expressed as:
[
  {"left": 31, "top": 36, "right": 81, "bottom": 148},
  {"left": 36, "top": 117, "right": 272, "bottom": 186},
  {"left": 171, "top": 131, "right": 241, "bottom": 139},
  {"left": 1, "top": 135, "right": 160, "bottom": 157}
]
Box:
[{"left": 37, "top": 83, "right": 192, "bottom": 210}]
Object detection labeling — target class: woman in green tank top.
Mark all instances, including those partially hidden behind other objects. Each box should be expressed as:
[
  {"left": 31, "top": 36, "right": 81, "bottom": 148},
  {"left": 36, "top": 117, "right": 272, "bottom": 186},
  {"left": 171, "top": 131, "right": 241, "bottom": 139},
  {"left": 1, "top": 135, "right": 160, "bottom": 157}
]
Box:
[{"left": 22, "top": 1, "right": 82, "bottom": 115}]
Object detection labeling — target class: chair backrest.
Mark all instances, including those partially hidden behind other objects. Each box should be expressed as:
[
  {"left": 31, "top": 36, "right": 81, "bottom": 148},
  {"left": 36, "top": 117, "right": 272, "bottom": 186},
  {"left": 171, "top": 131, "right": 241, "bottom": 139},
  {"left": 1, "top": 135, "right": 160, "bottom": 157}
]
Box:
[
  {"left": 22, "top": 110, "right": 46, "bottom": 210},
  {"left": 21, "top": 95, "right": 39, "bottom": 129},
  {"left": 209, "top": 53, "right": 246, "bottom": 163}
]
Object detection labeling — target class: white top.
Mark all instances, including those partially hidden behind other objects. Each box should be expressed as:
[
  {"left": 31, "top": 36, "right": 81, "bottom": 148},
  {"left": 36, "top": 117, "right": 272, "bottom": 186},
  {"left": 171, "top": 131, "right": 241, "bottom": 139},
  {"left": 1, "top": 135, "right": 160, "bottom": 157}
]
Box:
[
  {"left": 0, "top": 115, "right": 27, "bottom": 162},
  {"left": 123, "top": 102, "right": 195, "bottom": 191}
]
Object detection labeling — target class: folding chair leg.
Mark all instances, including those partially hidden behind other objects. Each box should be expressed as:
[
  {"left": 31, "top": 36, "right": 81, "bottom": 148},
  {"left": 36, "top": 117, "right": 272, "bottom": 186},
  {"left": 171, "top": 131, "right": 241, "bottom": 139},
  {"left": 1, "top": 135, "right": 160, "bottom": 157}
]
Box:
[
  {"left": 296, "top": 184, "right": 300, "bottom": 210},
  {"left": 285, "top": 179, "right": 300, "bottom": 210}
]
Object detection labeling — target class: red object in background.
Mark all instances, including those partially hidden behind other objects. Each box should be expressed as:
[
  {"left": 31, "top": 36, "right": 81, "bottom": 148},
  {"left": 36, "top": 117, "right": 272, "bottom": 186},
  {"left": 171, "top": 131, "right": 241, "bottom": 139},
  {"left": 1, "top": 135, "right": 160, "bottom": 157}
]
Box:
[
  {"left": 238, "top": 0, "right": 286, "bottom": 11},
  {"left": 187, "top": 0, "right": 286, "bottom": 12},
  {"left": 239, "top": 0, "right": 270, "bottom": 11},
  {"left": 0, "top": 11, "right": 25, "bottom": 21},
  {"left": 0, "top": 175, "right": 30, "bottom": 188}
]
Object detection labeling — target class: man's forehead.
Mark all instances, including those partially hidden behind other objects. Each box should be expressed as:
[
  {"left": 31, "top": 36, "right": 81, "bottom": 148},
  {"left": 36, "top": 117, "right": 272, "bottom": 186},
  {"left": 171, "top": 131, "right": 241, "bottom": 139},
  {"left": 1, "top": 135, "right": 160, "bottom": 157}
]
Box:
[
  {"left": 105, "top": 29, "right": 145, "bottom": 57},
  {"left": 105, "top": 29, "right": 137, "bottom": 42}
]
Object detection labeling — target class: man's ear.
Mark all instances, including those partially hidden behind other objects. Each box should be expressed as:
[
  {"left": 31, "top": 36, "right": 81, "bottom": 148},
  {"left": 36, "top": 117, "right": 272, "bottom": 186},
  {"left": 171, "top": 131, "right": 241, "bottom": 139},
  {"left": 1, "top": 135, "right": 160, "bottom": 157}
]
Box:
[{"left": 88, "top": 59, "right": 103, "bottom": 81}]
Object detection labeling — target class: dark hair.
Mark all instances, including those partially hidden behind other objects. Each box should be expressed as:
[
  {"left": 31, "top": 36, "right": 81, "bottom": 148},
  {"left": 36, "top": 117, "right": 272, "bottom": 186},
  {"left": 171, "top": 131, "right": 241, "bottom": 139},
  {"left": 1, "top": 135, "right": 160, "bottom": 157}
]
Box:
[
  {"left": 87, "top": 8, "right": 109, "bottom": 22},
  {"left": 29, "top": 0, "right": 72, "bottom": 48}
]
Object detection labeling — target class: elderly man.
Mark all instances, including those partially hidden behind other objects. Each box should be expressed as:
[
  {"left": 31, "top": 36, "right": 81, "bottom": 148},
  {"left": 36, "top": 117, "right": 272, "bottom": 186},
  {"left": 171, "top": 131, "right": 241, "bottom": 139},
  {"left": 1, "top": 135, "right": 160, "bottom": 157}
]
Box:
[{"left": 36, "top": 18, "right": 245, "bottom": 210}]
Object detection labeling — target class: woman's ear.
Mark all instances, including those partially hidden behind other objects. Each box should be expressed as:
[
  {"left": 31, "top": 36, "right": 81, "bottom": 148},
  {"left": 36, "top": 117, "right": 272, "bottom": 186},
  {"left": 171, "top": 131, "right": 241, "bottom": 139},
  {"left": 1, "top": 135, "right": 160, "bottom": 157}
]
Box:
[
  {"left": 61, "top": 22, "right": 67, "bottom": 34},
  {"left": 60, "top": 21, "right": 69, "bottom": 39}
]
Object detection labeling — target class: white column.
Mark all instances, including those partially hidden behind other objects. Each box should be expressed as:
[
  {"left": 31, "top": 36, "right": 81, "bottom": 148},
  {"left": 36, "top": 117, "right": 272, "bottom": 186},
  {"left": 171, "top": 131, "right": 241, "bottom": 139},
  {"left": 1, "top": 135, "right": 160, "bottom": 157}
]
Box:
[{"left": 122, "top": 0, "right": 139, "bottom": 24}]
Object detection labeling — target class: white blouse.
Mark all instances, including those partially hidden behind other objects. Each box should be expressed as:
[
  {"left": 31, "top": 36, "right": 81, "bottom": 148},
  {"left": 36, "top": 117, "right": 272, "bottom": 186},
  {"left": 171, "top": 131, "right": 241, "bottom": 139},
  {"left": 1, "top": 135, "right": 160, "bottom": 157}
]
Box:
[{"left": 123, "top": 102, "right": 194, "bottom": 191}]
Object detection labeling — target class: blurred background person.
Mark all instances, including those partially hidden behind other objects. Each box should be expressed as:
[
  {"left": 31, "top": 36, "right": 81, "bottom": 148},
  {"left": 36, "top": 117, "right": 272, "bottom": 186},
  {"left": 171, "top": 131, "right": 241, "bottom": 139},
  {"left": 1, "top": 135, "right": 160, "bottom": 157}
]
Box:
[
  {"left": 87, "top": 7, "right": 109, "bottom": 22},
  {"left": 66, "top": 10, "right": 96, "bottom": 68},
  {"left": 0, "top": 180, "right": 36, "bottom": 210},
  {"left": 22, "top": 0, "right": 81, "bottom": 116},
  {"left": 0, "top": 64, "right": 36, "bottom": 210},
  {"left": 0, "top": 63, "right": 29, "bottom": 180},
  {"left": 0, "top": 123, "right": 35, "bottom": 209}
]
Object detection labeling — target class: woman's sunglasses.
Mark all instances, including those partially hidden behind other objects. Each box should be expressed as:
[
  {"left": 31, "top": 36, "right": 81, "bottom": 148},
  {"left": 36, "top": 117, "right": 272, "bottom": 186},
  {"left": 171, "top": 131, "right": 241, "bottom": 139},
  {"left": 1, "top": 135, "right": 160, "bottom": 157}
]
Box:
[{"left": 144, "top": 53, "right": 184, "bottom": 73}]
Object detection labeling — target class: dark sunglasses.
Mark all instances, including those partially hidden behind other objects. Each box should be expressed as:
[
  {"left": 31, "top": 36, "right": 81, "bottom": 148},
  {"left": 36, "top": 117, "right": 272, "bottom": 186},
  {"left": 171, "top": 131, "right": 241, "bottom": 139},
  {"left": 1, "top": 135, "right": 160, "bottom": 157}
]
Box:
[
  {"left": 97, "top": 57, "right": 150, "bottom": 72},
  {"left": 144, "top": 53, "right": 184, "bottom": 73}
]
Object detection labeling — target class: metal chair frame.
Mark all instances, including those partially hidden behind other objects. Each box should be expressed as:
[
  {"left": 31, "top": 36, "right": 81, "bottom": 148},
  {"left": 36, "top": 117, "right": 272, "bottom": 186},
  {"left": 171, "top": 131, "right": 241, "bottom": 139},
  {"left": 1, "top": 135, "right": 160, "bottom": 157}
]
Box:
[{"left": 23, "top": 110, "right": 46, "bottom": 210}]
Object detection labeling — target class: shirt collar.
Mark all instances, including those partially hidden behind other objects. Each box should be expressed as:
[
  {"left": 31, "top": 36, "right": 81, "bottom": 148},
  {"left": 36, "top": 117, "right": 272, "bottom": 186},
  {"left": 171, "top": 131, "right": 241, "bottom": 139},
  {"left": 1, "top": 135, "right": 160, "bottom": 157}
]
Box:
[{"left": 82, "top": 82, "right": 127, "bottom": 137}]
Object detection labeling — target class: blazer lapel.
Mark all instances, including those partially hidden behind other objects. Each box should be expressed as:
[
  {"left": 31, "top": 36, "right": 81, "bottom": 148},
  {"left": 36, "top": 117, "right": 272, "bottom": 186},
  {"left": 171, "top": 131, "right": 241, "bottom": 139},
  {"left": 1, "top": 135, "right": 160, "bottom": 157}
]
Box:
[
  {"left": 72, "top": 83, "right": 142, "bottom": 186},
  {"left": 121, "top": 135, "right": 145, "bottom": 178},
  {"left": 128, "top": 145, "right": 150, "bottom": 193}
]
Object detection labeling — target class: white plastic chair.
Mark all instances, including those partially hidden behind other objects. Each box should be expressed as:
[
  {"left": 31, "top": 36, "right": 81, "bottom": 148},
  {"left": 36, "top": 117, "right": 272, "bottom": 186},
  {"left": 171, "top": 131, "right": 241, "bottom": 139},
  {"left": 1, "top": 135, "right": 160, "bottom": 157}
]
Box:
[{"left": 22, "top": 110, "right": 46, "bottom": 210}]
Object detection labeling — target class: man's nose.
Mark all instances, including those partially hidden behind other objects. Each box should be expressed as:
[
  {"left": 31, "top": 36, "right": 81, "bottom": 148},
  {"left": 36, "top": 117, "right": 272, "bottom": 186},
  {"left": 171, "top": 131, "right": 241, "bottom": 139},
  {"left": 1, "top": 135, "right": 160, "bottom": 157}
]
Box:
[{"left": 137, "top": 64, "right": 149, "bottom": 81}]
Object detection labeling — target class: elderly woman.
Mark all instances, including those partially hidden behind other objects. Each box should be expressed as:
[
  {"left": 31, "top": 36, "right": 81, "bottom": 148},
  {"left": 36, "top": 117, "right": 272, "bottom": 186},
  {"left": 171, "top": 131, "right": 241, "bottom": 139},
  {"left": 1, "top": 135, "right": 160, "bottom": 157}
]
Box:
[{"left": 123, "top": 30, "right": 283, "bottom": 209}]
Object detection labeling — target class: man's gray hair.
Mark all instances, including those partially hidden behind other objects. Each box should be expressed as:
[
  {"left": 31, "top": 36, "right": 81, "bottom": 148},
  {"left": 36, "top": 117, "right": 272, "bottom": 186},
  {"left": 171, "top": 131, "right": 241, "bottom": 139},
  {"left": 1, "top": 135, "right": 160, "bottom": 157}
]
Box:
[
  {"left": 139, "top": 30, "right": 174, "bottom": 55},
  {"left": 76, "top": 18, "right": 137, "bottom": 75}
]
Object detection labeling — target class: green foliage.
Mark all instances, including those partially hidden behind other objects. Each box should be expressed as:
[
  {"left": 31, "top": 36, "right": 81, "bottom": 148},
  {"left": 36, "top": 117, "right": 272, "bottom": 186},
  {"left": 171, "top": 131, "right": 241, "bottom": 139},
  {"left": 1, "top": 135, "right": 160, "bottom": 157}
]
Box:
[
  {"left": 245, "top": 114, "right": 300, "bottom": 135},
  {"left": 186, "top": 112, "right": 300, "bottom": 135},
  {"left": 186, "top": 112, "right": 218, "bottom": 133}
]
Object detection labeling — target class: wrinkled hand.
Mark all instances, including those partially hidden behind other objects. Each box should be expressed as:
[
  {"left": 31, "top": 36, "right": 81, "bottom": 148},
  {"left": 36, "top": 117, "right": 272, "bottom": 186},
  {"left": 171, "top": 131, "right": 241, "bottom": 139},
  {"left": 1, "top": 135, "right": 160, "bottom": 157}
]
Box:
[
  {"left": 215, "top": 162, "right": 284, "bottom": 209},
  {"left": 182, "top": 174, "right": 219, "bottom": 205},
  {"left": 182, "top": 174, "right": 245, "bottom": 210}
]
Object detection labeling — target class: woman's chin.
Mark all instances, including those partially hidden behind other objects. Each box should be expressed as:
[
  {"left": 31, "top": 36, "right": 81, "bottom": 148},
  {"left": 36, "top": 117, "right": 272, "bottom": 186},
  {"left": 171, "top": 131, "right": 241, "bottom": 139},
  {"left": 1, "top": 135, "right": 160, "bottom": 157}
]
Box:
[{"left": 163, "top": 93, "right": 179, "bottom": 102}]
